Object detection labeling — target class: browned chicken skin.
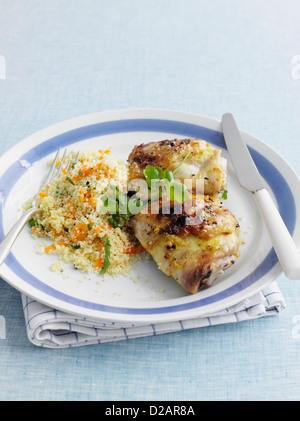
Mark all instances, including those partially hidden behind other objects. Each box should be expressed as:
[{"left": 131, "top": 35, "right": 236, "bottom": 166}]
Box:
[
  {"left": 129, "top": 194, "right": 240, "bottom": 294},
  {"left": 128, "top": 138, "right": 227, "bottom": 195},
  {"left": 127, "top": 138, "right": 240, "bottom": 294}
]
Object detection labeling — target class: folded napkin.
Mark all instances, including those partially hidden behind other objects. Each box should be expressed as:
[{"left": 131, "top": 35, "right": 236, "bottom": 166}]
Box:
[{"left": 21, "top": 282, "right": 285, "bottom": 348}]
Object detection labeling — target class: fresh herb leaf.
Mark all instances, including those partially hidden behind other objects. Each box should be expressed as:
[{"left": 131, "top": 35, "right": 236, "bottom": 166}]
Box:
[
  {"left": 70, "top": 244, "right": 80, "bottom": 249},
  {"left": 65, "top": 176, "right": 75, "bottom": 185},
  {"left": 108, "top": 215, "right": 119, "bottom": 228},
  {"left": 143, "top": 165, "right": 163, "bottom": 188},
  {"left": 143, "top": 153, "right": 190, "bottom": 203},
  {"left": 28, "top": 219, "right": 38, "bottom": 228},
  {"left": 164, "top": 181, "right": 189, "bottom": 203},
  {"left": 99, "top": 236, "right": 111, "bottom": 274},
  {"left": 78, "top": 170, "right": 83, "bottom": 177},
  {"left": 55, "top": 186, "right": 61, "bottom": 197},
  {"left": 221, "top": 189, "right": 228, "bottom": 200},
  {"left": 163, "top": 169, "right": 174, "bottom": 183}
]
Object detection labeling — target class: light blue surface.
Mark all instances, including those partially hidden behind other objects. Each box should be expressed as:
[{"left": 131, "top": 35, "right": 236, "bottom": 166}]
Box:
[{"left": 0, "top": 0, "right": 299, "bottom": 401}]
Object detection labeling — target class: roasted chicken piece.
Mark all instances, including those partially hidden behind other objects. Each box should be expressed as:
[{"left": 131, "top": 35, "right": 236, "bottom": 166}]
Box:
[
  {"left": 127, "top": 138, "right": 226, "bottom": 196},
  {"left": 129, "top": 194, "right": 240, "bottom": 294}
]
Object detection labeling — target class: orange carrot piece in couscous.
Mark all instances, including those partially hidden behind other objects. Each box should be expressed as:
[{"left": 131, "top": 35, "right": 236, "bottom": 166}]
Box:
[
  {"left": 71, "top": 223, "right": 88, "bottom": 242},
  {"left": 38, "top": 192, "right": 48, "bottom": 198}
]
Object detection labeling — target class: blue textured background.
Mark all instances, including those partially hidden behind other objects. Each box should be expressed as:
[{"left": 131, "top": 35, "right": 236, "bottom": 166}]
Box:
[{"left": 0, "top": 0, "right": 299, "bottom": 401}]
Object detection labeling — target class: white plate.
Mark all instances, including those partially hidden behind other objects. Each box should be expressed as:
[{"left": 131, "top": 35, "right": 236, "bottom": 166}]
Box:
[{"left": 0, "top": 109, "right": 299, "bottom": 324}]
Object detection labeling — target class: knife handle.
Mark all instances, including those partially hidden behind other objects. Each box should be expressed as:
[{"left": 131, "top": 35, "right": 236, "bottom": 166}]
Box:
[{"left": 254, "top": 188, "right": 300, "bottom": 280}]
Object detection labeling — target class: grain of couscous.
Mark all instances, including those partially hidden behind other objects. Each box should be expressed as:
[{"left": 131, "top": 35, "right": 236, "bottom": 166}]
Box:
[{"left": 25, "top": 149, "right": 143, "bottom": 275}]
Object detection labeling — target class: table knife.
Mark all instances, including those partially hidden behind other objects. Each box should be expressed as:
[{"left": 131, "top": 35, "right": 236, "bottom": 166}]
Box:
[{"left": 222, "top": 113, "right": 300, "bottom": 280}]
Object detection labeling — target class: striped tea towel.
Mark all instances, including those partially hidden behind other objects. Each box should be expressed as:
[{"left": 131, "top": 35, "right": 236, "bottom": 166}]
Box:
[{"left": 21, "top": 281, "right": 285, "bottom": 348}]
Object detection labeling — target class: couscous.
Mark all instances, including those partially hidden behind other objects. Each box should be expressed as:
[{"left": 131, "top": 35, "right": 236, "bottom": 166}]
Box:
[{"left": 25, "top": 149, "right": 143, "bottom": 275}]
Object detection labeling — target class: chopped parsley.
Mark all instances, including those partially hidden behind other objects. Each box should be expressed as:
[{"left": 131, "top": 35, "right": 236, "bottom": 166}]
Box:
[
  {"left": 107, "top": 215, "right": 119, "bottom": 228},
  {"left": 99, "top": 236, "right": 111, "bottom": 274},
  {"left": 28, "top": 218, "right": 48, "bottom": 232},
  {"left": 221, "top": 189, "right": 228, "bottom": 200},
  {"left": 65, "top": 176, "right": 75, "bottom": 185},
  {"left": 28, "top": 218, "right": 38, "bottom": 228}
]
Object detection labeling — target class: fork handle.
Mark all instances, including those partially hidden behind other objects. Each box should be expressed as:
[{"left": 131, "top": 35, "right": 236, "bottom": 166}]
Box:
[{"left": 0, "top": 208, "right": 38, "bottom": 266}]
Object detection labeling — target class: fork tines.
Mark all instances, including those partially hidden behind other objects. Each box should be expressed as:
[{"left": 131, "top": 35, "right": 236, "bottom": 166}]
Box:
[{"left": 42, "top": 148, "right": 80, "bottom": 188}]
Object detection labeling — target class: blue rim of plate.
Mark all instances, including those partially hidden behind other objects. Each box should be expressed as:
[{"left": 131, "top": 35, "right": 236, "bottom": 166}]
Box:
[{"left": 0, "top": 118, "right": 296, "bottom": 315}]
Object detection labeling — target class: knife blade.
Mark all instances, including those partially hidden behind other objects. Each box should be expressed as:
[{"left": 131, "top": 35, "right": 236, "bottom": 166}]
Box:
[
  {"left": 221, "top": 113, "right": 300, "bottom": 280},
  {"left": 221, "top": 113, "right": 265, "bottom": 192}
]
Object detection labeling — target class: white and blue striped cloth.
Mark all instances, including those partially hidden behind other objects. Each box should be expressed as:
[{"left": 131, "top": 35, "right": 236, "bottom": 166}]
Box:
[{"left": 22, "top": 282, "right": 285, "bottom": 348}]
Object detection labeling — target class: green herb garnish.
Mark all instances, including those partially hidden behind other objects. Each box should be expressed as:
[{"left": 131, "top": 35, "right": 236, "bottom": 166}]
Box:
[
  {"left": 70, "top": 244, "right": 81, "bottom": 250},
  {"left": 99, "top": 236, "right": 111, "bottom": 274},
  {"left": 143, "top": 165, "right": 164, "bottom": 188},
  {"left": 100, "top": 154, "right": 190, "bottom": 227},
  {"left": 221, "top": 189, "right": 228, "bottom": 200},
  {"left": 162, "top": 169, "right": 174, "bottom": 182},
  {"left": 108, "top": 215, "right": 119, "bottom": 228},
  {"left": 65, "top": 177, "right": 75, "bottom": 185},
  {"left": 164, "top": 181, "right": 189, "bottom": 203},
  {"left": 28, "top": 218, "right": 38, "bottom": 228},
  {"left": 143, "top": 153, "right": 190, "bottom": 204}
]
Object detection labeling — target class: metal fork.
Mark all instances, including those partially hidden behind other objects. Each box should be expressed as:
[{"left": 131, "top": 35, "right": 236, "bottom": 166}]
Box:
[{"left": 0, "top": 148, "right": 79, "bottom": 266}]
